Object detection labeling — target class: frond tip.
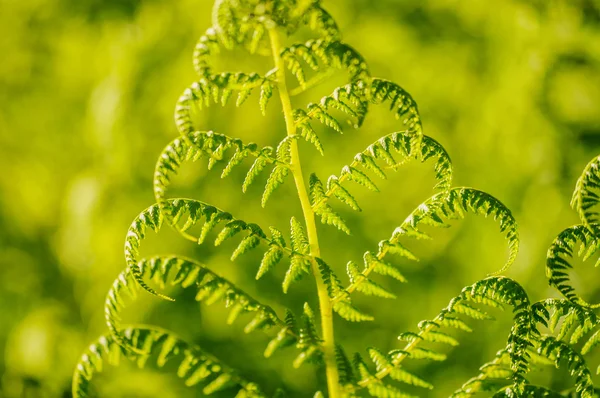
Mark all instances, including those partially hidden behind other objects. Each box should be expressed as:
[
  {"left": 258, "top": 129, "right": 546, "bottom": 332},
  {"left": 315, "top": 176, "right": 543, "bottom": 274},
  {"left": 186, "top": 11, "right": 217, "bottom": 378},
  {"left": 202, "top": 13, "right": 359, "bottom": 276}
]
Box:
[
  {"left": 571, "top": 155, "right": 600, "bottom": 233},
  {"left": 309, "top": 131, "right": 453, "bottom": 234},
  {"left": 546, "top": 224, "right": 600, "bottom": 308},
  {"left": 398, "top": 187, "right": 519, "bottom": 275}
]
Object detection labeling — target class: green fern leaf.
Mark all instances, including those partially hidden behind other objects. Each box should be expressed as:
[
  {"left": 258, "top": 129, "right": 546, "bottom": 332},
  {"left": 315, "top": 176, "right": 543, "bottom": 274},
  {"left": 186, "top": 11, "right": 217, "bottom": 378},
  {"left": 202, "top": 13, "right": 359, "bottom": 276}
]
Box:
[
  {"left": 284, "top": 215, "right": 314, "bottom": 293},
  {"left": 256, "top": 245, "right": 284, "bottom": 280},
  {"left": 315, "top": 205, "right": 350, "bottom": 234},
  {"left": 243, "top": 156, "right": 270, "bottom": 192},
  {"left": 421, "top": 330, "right": 459, "bottom": 346},
  {"left": 105, "top": 255, "right": 304, "bottom": 356},
  {"left": 368, "top": 79, "right": 421, "bottom": 132},
  {"left": 290, "top": 216, "right": 310, "bottom": 254},
  {"left": 365, "top": 253, "right": 407, "bottom": 283},
  {"left": 400, "top": 347, "right": 446, "bottom": 362},
  {"left": 231, "top": 234, "right": 261, "bottom": 260},
  {"left": 347, "top": 261, "right": 396, "bottom": 299},
  {"left": 396, "top": 187, "right": 519, "bottom": 275},
  {"left": 571, "top": 155, "right": 600, "bottom": 233},
  {"left": 283, "top": 256, "right": 311, "bottom": 293},
  {"left": 221, "top": 147, "right": 251, "bottom": 178},
  {"left": 310, "top": 174, "right": 350, "bottom": 233},
  {"left": 259, "top": 80, "right": 273, "bottom": 116},
  {"left": 73, "top": 326, "right": 265, "bottom": 398},
  {"left": 327, "top": 176, "right": 361, "bottom": 211},
  {"left": 368, "top": 347, "right": 433, "bottom": 389},
  {"left": 215, "top": 219, "right": 246, "bottom": 246},
  {"left": 296, "top": 117, "right": 324, "bottom": 154},
  {"left": 262, "top": 137, "right": 292, "bottom": 206},
  {"left": 262, "top": 165, "right": 290, "bottom": 206},
  {"left": 546, "top": 224, "right": 600, "bottom": 308},
  {"left": 347, "top": 277, "right": 533, "bottom": 395},
  {"left": 538, "top": 336, "right": 594, "bottom": 397},
  {"left": 365, "top": 382, "right": 414, "bottom": 398},
  {"left": 313, "top": 132, "right": 452, "bottom": 226},
  {"left": 74, "top": 1, "right": 559, "bottom": 396},
  {"left": 336, "top": 345, "right": 357, "bottom": 385},
  {"left": 154, "top": 132, "right": 280, "bottom": 211},
  {"left": 451, "top": 349, "right": 512, "bottom": 398},
  {"left": 293, "top": 303, "right": 322, "bottom": 368},
  {"left": 333, "top": 300, "right": 374, "bottom": 322},
  {"left": 341, "top": 166, "right": 379, "bottom": 192}
]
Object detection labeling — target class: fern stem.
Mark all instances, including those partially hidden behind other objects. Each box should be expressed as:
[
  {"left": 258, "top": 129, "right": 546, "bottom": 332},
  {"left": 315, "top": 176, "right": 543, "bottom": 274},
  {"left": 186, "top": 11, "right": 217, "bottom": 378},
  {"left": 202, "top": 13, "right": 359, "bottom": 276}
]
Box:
[{"left": 268, "top": 26, "right": 341, "bottom": 398}]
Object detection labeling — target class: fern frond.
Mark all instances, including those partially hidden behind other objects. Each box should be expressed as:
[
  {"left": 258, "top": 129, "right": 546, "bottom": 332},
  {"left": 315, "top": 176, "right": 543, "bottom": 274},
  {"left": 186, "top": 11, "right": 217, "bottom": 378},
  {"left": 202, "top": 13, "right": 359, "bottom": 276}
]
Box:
[
  {"left": 264, "top": 309, "right": 300, "bottom": 360},
  {"left": 336, "top": 345, "right": 357, "bottom": 386},
  {"left": 283, "top": 217, "right": 313, "bottom": 293},
  {"left": 210, "top": 1, "right": 263, "bottom": 52},
  {"left": 125, "top": 199, "right": 320, "bottom": 298},
  {"left": 73, "top": 326, "right": 265, "bottom": 398},
  {"left": 282, "top": 40, "right": 370, "bottom": 90},
  {"left": 175, "top": 73, "right": 276, "bottom": 137},
  {"left": 312, "top": 132, "right": 452, "bottom": 219},
  {"left": 256, "top": 242, "right": 284, "bottom": 280},
  {"left": 309, "top": 173, "right": 350, "bottom": 234},
  {"left": 546, "top": 224, "right": 600, "bottom": 308},
  {"left": 154, "top": 132, "right": 281, "bottom": 201},
  {"left": 452, "top": 346, "right": 572, "bottom": 398},
  {"left": 317, "top": 259, "right": 374, "bottom": 322},
  {"left": 530, "top": 298, "right": 600, "bottom": 383},
  {"left": 537, "top": 336, "right": 594, "bottom": 397},
  {"left": 398, "top": 187, "right": 519, "bottom": 274},
  {"left": 209, "top": 0, "right": 339, "bottom": 60},
  {"left": 367, "top": 347, "right": 433, "bottom": 390},
  {"left": 332, "top": 301, "right": 375, "bottom": 323},
  {"left": 571, "top": 155, "right": 600, "bottom": 233},
  {"left": 295, "top": 78, "right": 423, "bottom": 148},
  {"left": 223, "top": 1, "right": 341, "bottom": 43},
  {"left": 299, "top": 5, "right": 340, "bottom": 41},
  {"left": 105, "top": 256, "right": 310, "bottom": 359},
  {"left": 293, "top": 303, "right": 322, "bottom": 368},
  {"left": 204, "top": 1, "right": 343, "bottom": 77},
  {"left": 347, "top": 262, "right": 396, "bottom": 299},
  {"left": 330, "top": 187, "right": 516, "bottom": 320},
  {"left": 368, "top": 79, "right": 422, "bottom": 133},
  {"left": 331, "top": 248, "right": 413, "bottom": 321},
  {"left": 351, "top": 277, "right": 534, "bottom": 394},
  {"left": 73, "top": 0, "right": 569, "bottom": 395},
  {"left": 351, "top": 353, "right": 414, "bottom": 398},
  {"left": 292, "top": 82, "right": 370, "bottom": 151},
  {"left": 192, "top": 27, "right": 224, "bottom": 76},
  {"left": 262, "top": 137, "right": 292, "bottom": 206}
]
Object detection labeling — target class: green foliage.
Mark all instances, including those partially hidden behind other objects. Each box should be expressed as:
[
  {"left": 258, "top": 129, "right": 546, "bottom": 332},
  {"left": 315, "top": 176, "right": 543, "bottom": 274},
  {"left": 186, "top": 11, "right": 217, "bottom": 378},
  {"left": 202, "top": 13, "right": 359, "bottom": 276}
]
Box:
[
  {"left": 73, "top": 326, "right": 264, "bottom": 398},
  {"left": 546, "top": 225, "right": 600, "bottom": 308},
  {"left": 104, "top": 256, "right": 315, "bottom": 361},
  {"left": 571, "top": 155, "right": 600, "bottom": 233},
  {"left": 69, "top": 0, "right": 600, "bottom": 397}
]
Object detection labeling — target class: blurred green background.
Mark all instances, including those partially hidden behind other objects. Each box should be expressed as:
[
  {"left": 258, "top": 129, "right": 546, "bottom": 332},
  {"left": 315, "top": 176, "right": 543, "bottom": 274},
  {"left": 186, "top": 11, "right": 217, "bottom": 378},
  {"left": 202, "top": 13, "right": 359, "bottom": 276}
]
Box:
[{"left": 2, "top": 0, "right": 600, "bottom": 396}]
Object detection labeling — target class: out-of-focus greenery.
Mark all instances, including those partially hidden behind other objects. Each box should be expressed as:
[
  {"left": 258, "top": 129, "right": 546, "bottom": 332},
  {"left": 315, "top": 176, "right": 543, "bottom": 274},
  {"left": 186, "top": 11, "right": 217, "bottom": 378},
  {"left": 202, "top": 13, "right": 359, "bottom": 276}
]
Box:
[{"left": 2, "top": 0, "right": 600, "bottom": 396}]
